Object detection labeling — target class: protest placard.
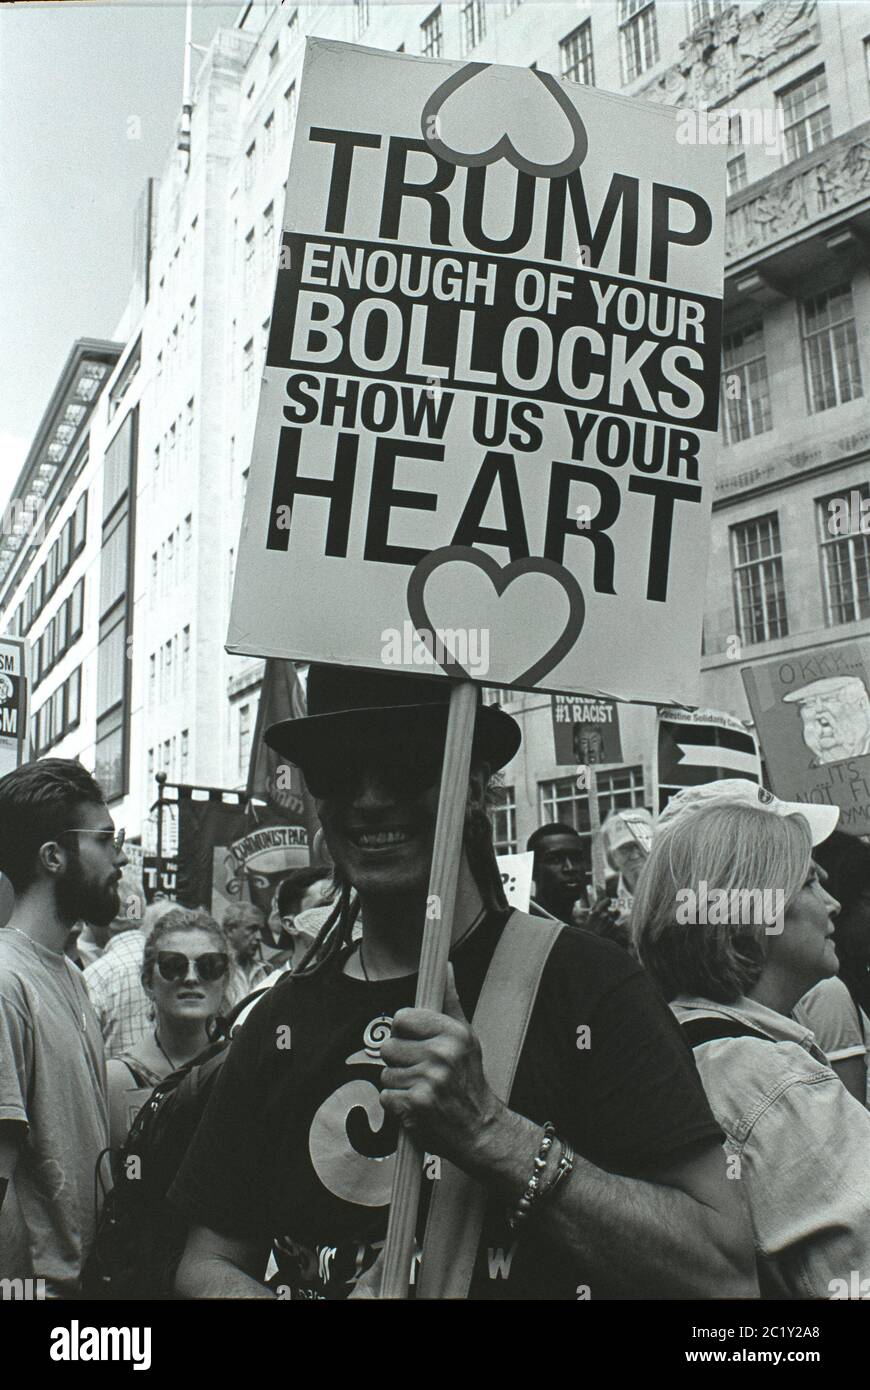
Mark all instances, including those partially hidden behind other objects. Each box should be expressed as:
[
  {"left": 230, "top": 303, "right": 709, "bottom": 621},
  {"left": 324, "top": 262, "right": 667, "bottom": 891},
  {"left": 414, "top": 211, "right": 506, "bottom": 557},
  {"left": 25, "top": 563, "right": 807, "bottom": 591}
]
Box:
[
  {"left": 551, "top": 693, "right": 622, "bottom": 766},
  {"left": 742, "top": 640, "right": 870, "bottom": 835},
  {"left": 0, "top": 637, "right": 27, "bottom": 778},
  {"left": 496, "top": 849, "right": 533, "bottom": 913},
  {"left": 655, "top": 706, "right": 761, "bottom": 812},
  {"left": 227, "top": 39, "right": 726, "bottom": 707}
]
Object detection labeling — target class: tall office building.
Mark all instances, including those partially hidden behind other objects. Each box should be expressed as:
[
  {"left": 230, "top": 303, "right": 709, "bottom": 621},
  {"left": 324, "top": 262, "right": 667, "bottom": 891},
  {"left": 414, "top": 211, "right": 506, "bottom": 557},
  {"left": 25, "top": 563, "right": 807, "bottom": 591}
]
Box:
[{"left": 4, "top": 2, "right": 868, "bottom": 858}]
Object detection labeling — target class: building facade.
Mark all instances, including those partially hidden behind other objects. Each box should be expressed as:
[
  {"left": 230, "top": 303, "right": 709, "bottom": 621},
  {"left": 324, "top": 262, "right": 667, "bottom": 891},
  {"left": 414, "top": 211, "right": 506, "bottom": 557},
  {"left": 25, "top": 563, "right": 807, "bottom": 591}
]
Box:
[{"left": 4, "top": 1, "right": 869, "bottom": 863}]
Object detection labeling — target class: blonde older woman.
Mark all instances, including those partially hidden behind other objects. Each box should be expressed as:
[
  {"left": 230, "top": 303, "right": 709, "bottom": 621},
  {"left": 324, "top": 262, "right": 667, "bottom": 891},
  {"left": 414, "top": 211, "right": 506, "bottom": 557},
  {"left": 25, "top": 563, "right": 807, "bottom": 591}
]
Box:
[{"left": 633, "top": 780, "right": 870, "bottom": 1299}]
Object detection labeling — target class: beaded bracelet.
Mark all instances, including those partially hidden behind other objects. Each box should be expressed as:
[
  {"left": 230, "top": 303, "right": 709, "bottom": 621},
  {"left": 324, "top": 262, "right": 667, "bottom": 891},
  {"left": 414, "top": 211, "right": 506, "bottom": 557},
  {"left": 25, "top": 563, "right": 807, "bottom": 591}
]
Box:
[
  {"left": 507, "top": 1122, "right": 557, "bottom": 1232},
  {"left": 537, "top": 1139, "right": 575, "bottom": 1206}
]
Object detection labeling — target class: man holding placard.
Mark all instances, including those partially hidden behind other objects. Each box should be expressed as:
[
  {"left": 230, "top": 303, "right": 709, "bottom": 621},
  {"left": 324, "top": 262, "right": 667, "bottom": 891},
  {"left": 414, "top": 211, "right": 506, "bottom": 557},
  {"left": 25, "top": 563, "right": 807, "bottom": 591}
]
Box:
[{"left": 172, "top": 665, "right": 754, "bottom": 1300}]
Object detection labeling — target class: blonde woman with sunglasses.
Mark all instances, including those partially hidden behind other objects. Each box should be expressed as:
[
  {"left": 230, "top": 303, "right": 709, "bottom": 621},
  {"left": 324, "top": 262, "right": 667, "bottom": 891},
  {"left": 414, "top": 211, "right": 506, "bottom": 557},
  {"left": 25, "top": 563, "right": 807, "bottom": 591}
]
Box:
[{"left": 106, "top": 908, "right": 231, "bottom": 1147}]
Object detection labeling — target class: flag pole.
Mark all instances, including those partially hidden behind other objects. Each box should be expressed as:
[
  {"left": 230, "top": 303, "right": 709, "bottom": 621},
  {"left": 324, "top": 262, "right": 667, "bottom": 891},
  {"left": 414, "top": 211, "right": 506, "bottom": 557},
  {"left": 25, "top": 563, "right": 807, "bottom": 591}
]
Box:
[{"left": 379, "top": 679, "right": 478, "bottom": 1299}]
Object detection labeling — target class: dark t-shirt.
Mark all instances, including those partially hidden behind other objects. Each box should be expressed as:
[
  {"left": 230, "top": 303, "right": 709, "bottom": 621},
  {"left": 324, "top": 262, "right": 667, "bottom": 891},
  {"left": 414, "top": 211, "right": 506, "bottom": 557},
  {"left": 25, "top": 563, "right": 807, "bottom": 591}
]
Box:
[{"left": 170, "top": 911, "right": 720, "bottom": 1300}]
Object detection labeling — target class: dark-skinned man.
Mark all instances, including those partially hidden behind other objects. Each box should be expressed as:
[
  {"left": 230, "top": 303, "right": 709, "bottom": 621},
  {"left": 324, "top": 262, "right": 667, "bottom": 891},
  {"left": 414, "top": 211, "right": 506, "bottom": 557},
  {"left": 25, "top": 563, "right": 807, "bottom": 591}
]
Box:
[
  {"left": 526, "top": 822, "right": 590, "bottom": 923},
  {"left": 172, "top": 666, "right": 756, "bottom": 1301}
]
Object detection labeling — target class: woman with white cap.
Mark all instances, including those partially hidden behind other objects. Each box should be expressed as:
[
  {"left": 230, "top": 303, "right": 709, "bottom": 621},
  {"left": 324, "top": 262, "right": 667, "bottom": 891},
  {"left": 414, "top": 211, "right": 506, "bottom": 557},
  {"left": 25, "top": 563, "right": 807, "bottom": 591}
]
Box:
[{"left": 633, "top": 780, "right": 870, "bottom": 1298}]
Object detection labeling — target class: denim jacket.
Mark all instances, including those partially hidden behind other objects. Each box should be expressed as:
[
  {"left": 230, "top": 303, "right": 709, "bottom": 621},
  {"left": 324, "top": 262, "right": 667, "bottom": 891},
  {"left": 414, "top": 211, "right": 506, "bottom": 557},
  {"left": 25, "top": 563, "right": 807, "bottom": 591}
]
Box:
[{"left": 671, "top": 994, "right": 870, "bottom": 1299}]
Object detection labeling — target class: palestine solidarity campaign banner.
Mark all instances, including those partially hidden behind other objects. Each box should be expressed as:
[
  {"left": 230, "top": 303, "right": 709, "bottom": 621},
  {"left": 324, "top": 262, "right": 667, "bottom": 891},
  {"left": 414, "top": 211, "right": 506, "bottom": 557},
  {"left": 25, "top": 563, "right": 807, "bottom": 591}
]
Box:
[
  {"left": 227, "top": 40, "right": 725, "bottom": 707},
  {"left": 656, "top": 707, "right": 761, "bottom": 813}
]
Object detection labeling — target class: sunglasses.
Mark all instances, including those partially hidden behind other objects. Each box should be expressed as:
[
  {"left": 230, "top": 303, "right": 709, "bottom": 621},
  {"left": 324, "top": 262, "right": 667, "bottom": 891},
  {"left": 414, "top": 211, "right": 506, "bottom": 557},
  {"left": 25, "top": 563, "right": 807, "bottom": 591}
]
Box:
[
  {"left": 155, "top": 951, "right": 229, "bottom": 983},
  {"left": 304, "top": 744, "right": 445, "bottom": 800}
]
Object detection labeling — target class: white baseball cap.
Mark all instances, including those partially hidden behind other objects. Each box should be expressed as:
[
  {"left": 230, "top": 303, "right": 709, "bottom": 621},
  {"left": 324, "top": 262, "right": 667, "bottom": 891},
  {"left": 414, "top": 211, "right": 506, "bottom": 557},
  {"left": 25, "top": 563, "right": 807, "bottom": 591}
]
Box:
[{"left": 656, "top": 779, "right": 839, "bottom": 847}]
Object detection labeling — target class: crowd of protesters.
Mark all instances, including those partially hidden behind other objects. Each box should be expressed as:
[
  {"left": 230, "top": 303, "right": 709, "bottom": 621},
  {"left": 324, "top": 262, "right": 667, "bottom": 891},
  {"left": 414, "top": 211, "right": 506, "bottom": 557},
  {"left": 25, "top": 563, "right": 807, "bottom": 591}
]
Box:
[{"left": 1, "top": 667, "right": 869, "bottom": 1300}]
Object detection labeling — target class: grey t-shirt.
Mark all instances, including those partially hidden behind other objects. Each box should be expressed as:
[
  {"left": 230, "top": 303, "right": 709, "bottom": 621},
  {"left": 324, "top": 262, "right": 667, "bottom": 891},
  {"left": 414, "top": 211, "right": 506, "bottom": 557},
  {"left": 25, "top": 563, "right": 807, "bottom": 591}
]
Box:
[{"left": 0, "top": 929, "right": 108, "bottom": 1296}]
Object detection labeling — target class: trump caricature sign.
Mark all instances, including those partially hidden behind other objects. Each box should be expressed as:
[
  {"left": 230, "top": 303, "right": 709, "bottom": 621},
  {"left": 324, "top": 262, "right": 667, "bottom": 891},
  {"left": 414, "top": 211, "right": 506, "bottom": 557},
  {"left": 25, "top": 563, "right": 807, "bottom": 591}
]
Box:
[{"left": 227, "top": 40, "right": 725, "bottom": 704}]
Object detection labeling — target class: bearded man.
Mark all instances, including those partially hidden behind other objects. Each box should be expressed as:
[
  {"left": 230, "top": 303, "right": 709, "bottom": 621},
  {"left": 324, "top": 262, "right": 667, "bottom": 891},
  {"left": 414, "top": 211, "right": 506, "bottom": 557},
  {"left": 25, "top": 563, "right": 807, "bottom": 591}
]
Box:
[{"left": 0, "top": 758, "right": 127, "bottom": 1297}]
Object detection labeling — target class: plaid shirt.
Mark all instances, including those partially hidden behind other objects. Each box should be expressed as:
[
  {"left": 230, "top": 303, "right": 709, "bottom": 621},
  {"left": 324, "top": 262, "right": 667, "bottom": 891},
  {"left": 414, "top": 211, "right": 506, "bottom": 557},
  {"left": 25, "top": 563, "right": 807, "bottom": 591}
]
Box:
[{"left": 83, "top": 930, "right": 151, "bottom": 1058}]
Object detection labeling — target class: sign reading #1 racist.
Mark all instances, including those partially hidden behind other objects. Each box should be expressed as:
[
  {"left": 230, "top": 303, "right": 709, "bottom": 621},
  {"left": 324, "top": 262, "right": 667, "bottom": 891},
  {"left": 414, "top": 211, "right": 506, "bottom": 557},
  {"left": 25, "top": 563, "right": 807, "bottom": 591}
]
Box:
[
  {"left": 551, "top": 694, "right": 622, "bottom": 766},
  {"left": 228, "top": 40, "right": 726, "bottom": 705},
  {"left": 742, "top": 639, "right": 870, "bottom": 835}
]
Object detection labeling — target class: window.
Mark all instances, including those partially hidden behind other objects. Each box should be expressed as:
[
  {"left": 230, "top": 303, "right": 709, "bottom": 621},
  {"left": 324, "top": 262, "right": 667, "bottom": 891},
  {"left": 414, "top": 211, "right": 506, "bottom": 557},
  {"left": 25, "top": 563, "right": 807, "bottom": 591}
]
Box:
[
  {"left": 183, "top": 515, "right": 192, "bottom": 576},
  {"left": 182, "top": 625, "right": 191, "bottom": 682},
  {"left": 491, "top": 786, "right": 517, "bottom": 854},
  {"left": 72, "top": 491, "right": 87, "bottom": 557},
  {"left": 264, "top": 111, "right": 275, "bottom": 156},
  {"left": 165, "top": 637, "right": 173, "bottom": 696},
  {"left": 262, "top": 316, "right": 271, "bottom": 365},
  {"left": 181, "top": 729, "right": 189, "bottom": 780},
  {"left": 242, "top": 339, "right": 255, "bottom": 406},
  {"left": 283, "top": 82, "right": 297, "bottom": 131},
  {"left": 539, "top": 767, "right": 646, "bottom": 851},
  {"left": 731, "top": 514, "right": 789, "bottom": 644},
  {"left": 189, "top": 294, "right": 197, "bottom": 326},
  {"left": 238, "top": 704, "right": 252, "bottom": 777},
  {"left": 421, "top": 5, "right": 443, "bottom": 57},
  {"left": 66, "top": 666, "right": 81, "bottom": 732},
  {"left": 269, "top": 40, "right": 279, "bottom": 70},
  {"left": 244, "top": 141, "right": 256, "bottom": 189},
  {"left": 354, "top": 0, "right": 369, "bottom": 38},
  {"left": 149, "top": 653, "right": 156, "bottom": 704},
  {"left": 461, "top": 0, "right": 486, "bottom": 53},
  {"left": 148, "top": 747, "right": 154, "bottom": 785},
  {"left": 263, "top": 202, "right": 275, "bottom": 272},
  {"left": 185, "top": 398, "right": 194, "bottom": 464},
  {"left": 726, "top": 152, "right": 747, "bottom": 195},
  {"left": 778, "top": 67, "right": 831, "bottom": 163},
  {"left": 560, "top": 21, "right": 594, "bottom": 85},
  {"left": 287, "top": 9, "right": 298, "bottom": 40},
  {"left": 504, "top": 0, "right": 522, "bottom": 13},
  {"left": 96, "top": 615, "right": 126, "bottom": 717},
  {"left": 100, "top": 514, "right": 129, "bottom": 618},
  {"left": 720, "top": 322, "right": 772, "bottom": 444},
  {"left": 244, "top": 227, "right": 256, "bottom": 292},
  {"left": 69, "top": 577, "right": 85, "bottom": 641},
  {"left": 619, "top": 0, "right": 659, "bottom": 83},
  {"left": 802, "top": 283, "right": 863, "bottom": 413},
  {"left": 817, "top": 482, "right": 870, "bottom": 625},
  {"left": 690, "top": 0, "right": 723, "bottom": 27}
]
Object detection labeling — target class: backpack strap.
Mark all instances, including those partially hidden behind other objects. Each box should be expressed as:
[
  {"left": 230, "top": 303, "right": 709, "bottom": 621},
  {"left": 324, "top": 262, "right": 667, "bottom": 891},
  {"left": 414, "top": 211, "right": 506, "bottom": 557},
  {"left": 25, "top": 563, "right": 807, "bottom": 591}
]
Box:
[
  {"left": 417, "top": 910, "right": 562, "bottom": 1300},
  {"left": 680, "top": 1016, "right": 772, "bottom": 1048}
]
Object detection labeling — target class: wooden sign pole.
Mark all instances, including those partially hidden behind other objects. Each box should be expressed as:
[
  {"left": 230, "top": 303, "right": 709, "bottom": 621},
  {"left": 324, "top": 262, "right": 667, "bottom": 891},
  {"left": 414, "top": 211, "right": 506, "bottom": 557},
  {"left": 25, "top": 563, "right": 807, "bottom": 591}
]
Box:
[
  {"left": 379, "top": 679, "right": 479, "bottom": 1299},
  {"left": 585, "top": 763, "right": 608, "bottom": 902}
]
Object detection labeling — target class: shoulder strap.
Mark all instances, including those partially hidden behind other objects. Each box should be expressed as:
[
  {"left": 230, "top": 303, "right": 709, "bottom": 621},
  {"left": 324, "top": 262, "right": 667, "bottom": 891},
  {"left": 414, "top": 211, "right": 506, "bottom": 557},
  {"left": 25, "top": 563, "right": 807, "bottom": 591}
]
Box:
[
  {"left": 114, "top": 1054, "right": 163, "bottom": 1089},
  {"left": 417, "top": 910, "right": 562, "bottom": 1300},
  {"left": 680, "top": 1016, "right": 771, "bottom": 1049}
]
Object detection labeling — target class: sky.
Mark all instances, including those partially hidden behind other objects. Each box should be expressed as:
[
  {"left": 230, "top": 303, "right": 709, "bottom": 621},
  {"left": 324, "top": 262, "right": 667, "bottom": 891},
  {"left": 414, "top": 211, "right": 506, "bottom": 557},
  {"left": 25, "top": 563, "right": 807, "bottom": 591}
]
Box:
[{"left": 0, "top": 0, "right": 241, "bottom": 507}]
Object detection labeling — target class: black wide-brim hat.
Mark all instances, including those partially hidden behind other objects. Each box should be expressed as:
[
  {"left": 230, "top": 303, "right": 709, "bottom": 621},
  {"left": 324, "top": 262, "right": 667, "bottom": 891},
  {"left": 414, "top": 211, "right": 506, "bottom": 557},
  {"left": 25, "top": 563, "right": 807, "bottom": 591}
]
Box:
[{"left": 265, "top": 664, "right": 522, "bottom": 778}]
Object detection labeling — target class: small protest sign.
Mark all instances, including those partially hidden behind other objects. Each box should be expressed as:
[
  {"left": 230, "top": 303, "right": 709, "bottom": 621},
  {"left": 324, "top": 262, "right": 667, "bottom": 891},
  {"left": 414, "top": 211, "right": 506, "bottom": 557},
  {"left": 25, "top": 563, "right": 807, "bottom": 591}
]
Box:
[
  {"left": 655, "top": 707, "right": 761, "bottom": 812},
  {"left": 742, "top": 640, "right": 870, "bottom": 835},
  {"left": 496, "top": 850, "right": 533, "bottom": 912},
  {"left": 227, "top": 40, "right": 726, "bottom": 706},
  {"left": 551, "top": 694, "right": 622, "bottom": 766},
  {"left": 0, "top": 637, "right": 27, "bottom": 778}
]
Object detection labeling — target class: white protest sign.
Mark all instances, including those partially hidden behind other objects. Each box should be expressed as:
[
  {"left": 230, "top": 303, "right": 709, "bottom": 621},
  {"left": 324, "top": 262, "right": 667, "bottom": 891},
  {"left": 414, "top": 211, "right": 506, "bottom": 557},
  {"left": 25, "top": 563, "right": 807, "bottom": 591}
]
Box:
[
  {"left": 496, "top": 850, "right": 533, "bottom": 913},
  {"left": 228, "top": 41, "right": 725, "bottom": 703},
  {"left": 0, "top": 638, "right": 27, "bottom": 778}
]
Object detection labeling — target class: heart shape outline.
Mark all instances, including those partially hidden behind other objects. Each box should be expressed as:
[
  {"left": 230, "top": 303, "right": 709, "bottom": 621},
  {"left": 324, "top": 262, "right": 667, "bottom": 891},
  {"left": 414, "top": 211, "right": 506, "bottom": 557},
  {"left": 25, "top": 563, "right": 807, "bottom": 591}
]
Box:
[
  {"left": 421, "top": 62, "right": 588, "bottom": 178},
  {"left": 406, "top": 545, "right": 585, "bottom": 689}
]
